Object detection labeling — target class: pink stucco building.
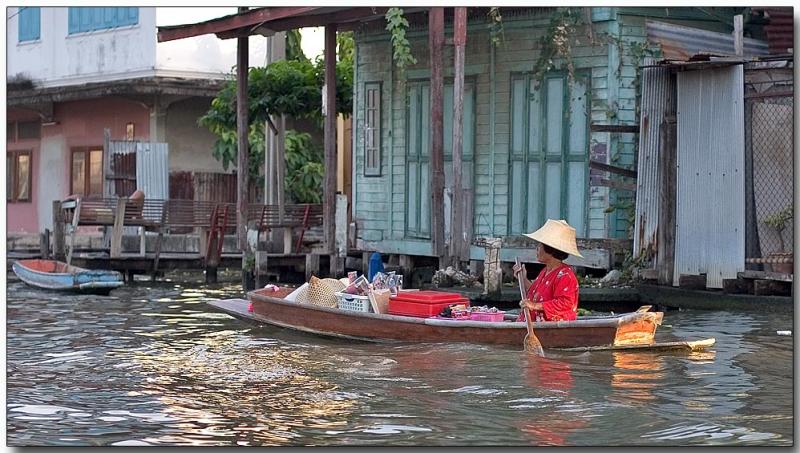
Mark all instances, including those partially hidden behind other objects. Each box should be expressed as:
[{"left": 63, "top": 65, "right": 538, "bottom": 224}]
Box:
[{"left": 7, "top": 7, "right": 268, "bottom": 236}]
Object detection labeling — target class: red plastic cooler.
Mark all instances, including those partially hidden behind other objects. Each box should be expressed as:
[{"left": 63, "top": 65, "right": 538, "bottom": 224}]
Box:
[{"left": 388, "top": 290, "right": 470, "bottom": 318}]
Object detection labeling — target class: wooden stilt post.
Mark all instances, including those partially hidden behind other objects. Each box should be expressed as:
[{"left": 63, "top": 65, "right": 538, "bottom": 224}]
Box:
[
  {"left": 733, "top": 15, "right": 744, "bottom": 57},
  {"left": 451, "top": 7, "right": 468, "bottom": 268},
  {"left": 657, "top": 114, "right": 677, "bottom": 286},
  {"left": 324, "top": 24, "right": 340, "bottom": 277},
  {"left": 306, "top": 254, "right": 320, "bottom": 281},
  {"left": 236, "top": 7, "right": 251, "bottom": 284},
  {"left": 429, "top": 7, "right": 446, "bottom": 269},
  {"left": 40, "top": 229, "right": 50, "bottom": 260},
  {"left": 52, "top": 200, "right": 65, "bottom": 261},
  {"left": 152, "top": 204, "right": 167, "bottom": 281},
  {"left": 110, "top": 197, "right": 126, "bottom": 259},
  {"left": 67, "top": 199, "right": 81, "bottom": 265}
]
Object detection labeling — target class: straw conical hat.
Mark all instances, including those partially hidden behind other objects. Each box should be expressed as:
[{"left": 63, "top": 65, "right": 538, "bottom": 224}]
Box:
[{"left": 523, "top": 219, "right": 583, "bottom": 258}]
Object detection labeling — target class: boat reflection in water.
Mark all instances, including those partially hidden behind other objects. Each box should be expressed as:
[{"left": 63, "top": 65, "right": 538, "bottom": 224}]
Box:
[
  {"left": 515, "top": 346, "right": 718, "bottom": 445},
  {"left": 609, "top": 347, "right": 717, "bottom": 405},
  {"left": 609, "top": 352, "right": 665, "bottom": 403},
  {"left": 517, "top": 355, "right": 587, "bottom": 446}
]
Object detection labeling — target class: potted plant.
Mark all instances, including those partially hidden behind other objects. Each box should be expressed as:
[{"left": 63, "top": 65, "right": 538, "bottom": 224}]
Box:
[{"left": 762, "top": 205, "right": 793, "bottom": 274}]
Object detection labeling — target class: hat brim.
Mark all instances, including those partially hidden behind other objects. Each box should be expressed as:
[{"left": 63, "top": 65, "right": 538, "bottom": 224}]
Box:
[{"left": 523, "top": 232, "right": 584, "bottom": 258}]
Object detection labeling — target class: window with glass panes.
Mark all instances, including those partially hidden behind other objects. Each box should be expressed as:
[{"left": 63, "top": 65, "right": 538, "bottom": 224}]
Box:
[
  {"left": 7, "top": 150, "right": 32, "bottom": 203},
  {"left": 364, "top": 82, "right": 382, "bottom": 176},
  {"left": 70, "top": 148, "right": 104, "bottom": 197}
]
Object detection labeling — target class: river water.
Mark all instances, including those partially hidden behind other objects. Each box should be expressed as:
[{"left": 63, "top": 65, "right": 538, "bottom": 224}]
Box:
[{"left": 6, "top": 273, "right": 794, "bottom": 446}]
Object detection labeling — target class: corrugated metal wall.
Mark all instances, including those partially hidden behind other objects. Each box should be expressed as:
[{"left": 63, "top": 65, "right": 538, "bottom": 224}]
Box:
[
  {"left": 633, "top": 57, "right": 675, "bottom": 259},
  {"left": 675, "top": 65, "right": 745, "bottom": 288},
  {"left": 135, "top": 142, "right": 169, "bottom": 200},
  {"left": 135, "top": 142, "right": 169, "bottom": 223},
  {"left": 647, "top": 20, "right": 769, "bottom": 60}
]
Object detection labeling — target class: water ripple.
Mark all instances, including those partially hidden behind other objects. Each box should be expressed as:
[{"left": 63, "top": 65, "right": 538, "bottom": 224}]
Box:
[{"left": 6, "top": 278, "right": 794, "bottom": 446}]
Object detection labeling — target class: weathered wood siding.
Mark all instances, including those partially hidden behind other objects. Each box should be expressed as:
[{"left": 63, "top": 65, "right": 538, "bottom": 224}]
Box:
[{"left": 352, "top": 7, "right": 739, "bottom": 258}]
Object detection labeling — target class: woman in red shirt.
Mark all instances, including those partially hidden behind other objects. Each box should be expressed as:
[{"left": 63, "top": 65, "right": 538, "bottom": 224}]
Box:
[{"left": 513, "top": 219, "right": 583, "bottom": 322}]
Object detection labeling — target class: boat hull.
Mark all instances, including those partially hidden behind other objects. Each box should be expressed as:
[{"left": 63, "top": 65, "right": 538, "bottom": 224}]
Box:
[
  {"left": 12, "top": 259, "right": 124, "bottom": 292},
  {"left": 235, "top": 289, "right": 664, "bottom": 348}
]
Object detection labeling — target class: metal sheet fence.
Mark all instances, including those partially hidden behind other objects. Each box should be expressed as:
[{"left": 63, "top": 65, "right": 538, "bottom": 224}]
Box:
[
  {"left": 106, "top": 141, "right": 137, "bottom": 198},
  {"left": 168, "top": 171, "right": 263, "bottom": 205},
  {"left": 675, "top": 66, "right": 746, "bottom": 289}
]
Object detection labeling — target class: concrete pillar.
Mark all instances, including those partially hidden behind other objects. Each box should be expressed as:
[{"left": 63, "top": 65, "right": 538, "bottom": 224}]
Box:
[
  {"left": 482, "top": 237, "right": 502, "bottom": 297},
  {"left": 149, "top": 96, "right": 168, "bottom": 144}
]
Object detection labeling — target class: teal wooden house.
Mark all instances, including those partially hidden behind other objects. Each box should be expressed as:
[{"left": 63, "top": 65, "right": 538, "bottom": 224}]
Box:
[{"left": 349, "top": 7, "right": 748, "bottom": 269}]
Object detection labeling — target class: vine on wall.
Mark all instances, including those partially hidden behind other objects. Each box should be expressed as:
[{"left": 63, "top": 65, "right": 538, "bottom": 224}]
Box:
[
  {"left": 385, "top": 8, "right": 417, "bottom": 77},
  {"left": 488, "top": 7, "right": 505, "bottom": 48},
  {"left": 531, "top": 7, "right": 583, "bottom": 87}
]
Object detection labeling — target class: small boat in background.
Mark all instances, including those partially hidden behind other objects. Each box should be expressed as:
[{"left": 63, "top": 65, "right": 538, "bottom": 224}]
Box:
[{"left": 11, "top": 259, "right": 124, "bottom": 293}]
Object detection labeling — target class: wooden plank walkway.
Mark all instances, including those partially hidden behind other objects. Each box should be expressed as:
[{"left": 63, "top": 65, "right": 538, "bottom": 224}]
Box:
[
  {"left": 64, "top": 252, "right": 313, "bottom": 281},
  {"left": 68, "top": 252, "right": 244, "bottom": 273}
]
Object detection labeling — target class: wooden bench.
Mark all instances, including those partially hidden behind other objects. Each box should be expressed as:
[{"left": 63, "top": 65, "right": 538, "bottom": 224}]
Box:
[
  {"left": 62, "top": 197, "right": 164, "bottom": 262},
  {"left": 61, "top": 197, "right": 237, "bottom": 265},
  {"left": 160, "top": 200, "right": 235, "bottom": 234},
  {"left": 248, "top": 203, "right": 323, "bottom": 253},
  {"left": 63, "top": 197, "right": 161, "bottom": 229}
]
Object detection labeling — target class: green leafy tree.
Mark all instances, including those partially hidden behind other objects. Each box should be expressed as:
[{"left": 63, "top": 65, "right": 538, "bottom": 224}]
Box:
[
  {"left": 199, "top": 30, "right": 354, "bottom": 199},
  {"left": 284, "top": 130, "right": 324, "bottom": 203},
  {"left": 337, "top": 31, "right": 354, "bottom": 64},
  {"left": 286, "top": 29, "right": 307, "bottom": 62}
]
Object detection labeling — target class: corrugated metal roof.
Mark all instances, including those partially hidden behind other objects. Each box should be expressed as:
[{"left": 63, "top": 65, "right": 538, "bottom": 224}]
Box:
[
  {"left": 760, "top": 7, "right": 794, "bottom": 54},
  {"left": 647, "top": 20, "right": 769, "bottom": 60},
  {"left": 633, "top": 57, "right": 675, "bottom": 261},
  {"left": 674, "top": 65, "right": 745, "bottom": 288}
]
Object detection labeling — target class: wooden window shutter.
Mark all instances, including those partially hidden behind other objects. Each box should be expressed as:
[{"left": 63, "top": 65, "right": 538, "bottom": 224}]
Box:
[{"left": 364, "top": 82, "right": 381, "bottom": 176}]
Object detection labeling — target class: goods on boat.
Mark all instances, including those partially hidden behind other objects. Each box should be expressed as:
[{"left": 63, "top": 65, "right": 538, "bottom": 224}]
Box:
[
  {"left": 388, "top": 290, "right": 471, "bottom": 318},
  {"left": 12, "top": 259, "right": 124, "bottom": 292}
]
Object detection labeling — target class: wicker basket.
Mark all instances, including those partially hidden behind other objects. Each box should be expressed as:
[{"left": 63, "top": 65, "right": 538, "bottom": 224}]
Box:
[
  {"left": 301, "top": 276, "right": 345, "bottom": 308},
  {"left": 335, "top": 292, "right": 372, "bottom": 312}
]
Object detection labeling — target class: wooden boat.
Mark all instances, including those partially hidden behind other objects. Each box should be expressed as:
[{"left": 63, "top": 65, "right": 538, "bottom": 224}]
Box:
[
  {"left": 11, "top": 259, "right": 124, "bottom": 292},
  {"left": 206, "top": 288, "right": 715, "bottom": 351}
]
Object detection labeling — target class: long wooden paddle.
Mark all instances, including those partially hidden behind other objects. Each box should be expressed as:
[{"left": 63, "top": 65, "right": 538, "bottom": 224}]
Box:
[{"left": 516, "top": 257, "right": 544, "bottom": 355}]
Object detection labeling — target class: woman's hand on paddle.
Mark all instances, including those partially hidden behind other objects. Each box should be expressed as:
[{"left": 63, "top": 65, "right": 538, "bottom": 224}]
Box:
[
  {"left": 519, "top": 298, "right": 543, "bottom": 312},
  {"left": 512, "top": 262, "right": 526, "bottom": 279}
]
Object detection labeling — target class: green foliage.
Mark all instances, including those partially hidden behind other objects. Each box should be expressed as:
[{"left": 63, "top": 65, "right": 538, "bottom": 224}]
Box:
[
  {"left": 764, "top": 205, "right": 793, "bottom": 231},
  {"left": 243, "top": 254, "right": 255, "bottom": 272},
  {"left": 385, "top": 8, "right": 417, "bottom": 76},
  {"left": 256, "top": 59, "right": 322, "bottom": 118},
  {"left": 487, "top": 7, "right": 505, "bottom": 48},
  {"left": 532, "top": 7, "right": 582, "bottom": 88},
  {"left": 284, "top": 130, "right": 324, "bottom": 203},
  {"left": 337, "top": 31, "right": 354, "bottom": 64},
  {"left": 604, "top": 197, "right": 635, "bottom": 238},
  {"left": 286, "top": 29, "right": 307, "bottom": 62},
  {"left": 618, "top": 251, "right": 651, "bottom": 284},
  {"left": 331, "top": 58, "right": 354, "bottom": 116},
  {"left": 199, "top": 34, "right": 354, "bottom": 188},
  {"left": 628, "top": 40, "right": 659, "bottom": 119}
]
